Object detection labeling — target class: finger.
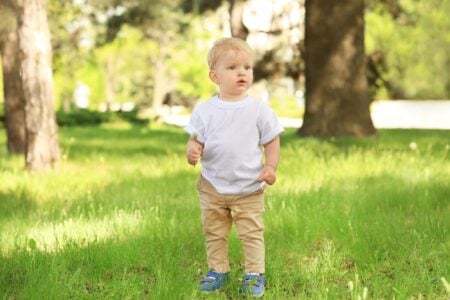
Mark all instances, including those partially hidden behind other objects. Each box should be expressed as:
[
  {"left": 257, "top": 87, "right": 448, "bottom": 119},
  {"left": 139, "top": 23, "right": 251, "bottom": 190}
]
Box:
[
  {"left": 194, "top": 141, "right": 203, "bottom": 150},
  {"left": 190, "top": 148, "right": 201, "bottom": 156},
  {"left": 257, "top": 172, "right": 266, "bottom": 183},
  {"left": 266, "top": 176, "right": 276, "bottom": 185}
]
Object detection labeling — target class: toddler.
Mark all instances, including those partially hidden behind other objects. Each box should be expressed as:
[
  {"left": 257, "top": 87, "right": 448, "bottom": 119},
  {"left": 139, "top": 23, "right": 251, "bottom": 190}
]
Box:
[{"left": 185, "top": 37, "right": 284, "bottom": 297}]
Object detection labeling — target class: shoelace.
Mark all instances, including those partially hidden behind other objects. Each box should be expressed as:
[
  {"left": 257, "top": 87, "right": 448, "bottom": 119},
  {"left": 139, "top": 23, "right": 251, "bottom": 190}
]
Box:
[
  {"left": 201, "top": 276, "right": 215, "bottom": 282},
  {"left": 244, "top": 276, "right": 263, "bottom": 287},
  {"left": 201, "top": 273, "right": 223, "bottom": 283}
]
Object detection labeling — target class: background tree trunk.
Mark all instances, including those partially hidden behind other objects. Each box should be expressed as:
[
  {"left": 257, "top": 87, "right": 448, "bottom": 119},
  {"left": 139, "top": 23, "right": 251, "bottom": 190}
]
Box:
[
  {"left": 15, "top": 0, "right": 60, "bottom": 171},
  {"left": 0, "top": 6, "right": 26, "bottom": 154},
  {"left": 104, "top": 56, "right": 115, "bottom": 112},
  {"left": 229, "top": 0, "right": 248, "bottom": 40},
  {"left": 299, "top": 0, "right": 376, "bottom": 137},
  {"left": 151, "top": 53, "right": 167, "bottom": 115}
]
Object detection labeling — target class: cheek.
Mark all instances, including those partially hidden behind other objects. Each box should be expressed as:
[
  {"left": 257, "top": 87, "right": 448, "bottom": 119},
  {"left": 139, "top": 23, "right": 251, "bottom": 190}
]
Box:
[{"left": 219, "top": 74, "right": 231, "bottom": 84}]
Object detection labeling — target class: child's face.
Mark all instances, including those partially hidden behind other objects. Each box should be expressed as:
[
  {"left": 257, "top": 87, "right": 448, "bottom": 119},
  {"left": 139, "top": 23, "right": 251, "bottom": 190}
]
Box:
[{"left": 209, "top": 50, "right": 253, "bottom": 101}]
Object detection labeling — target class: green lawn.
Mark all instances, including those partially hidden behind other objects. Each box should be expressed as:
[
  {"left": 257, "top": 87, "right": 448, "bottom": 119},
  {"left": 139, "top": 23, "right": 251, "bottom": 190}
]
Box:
[{"left": 0, "top": 124, "right": 449, "bottom": 299}]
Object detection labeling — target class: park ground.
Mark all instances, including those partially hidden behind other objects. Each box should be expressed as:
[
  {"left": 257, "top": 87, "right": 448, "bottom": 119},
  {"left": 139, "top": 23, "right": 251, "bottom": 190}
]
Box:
[{"left": 0, "top": 123, "right": 449, "bottom": 299}]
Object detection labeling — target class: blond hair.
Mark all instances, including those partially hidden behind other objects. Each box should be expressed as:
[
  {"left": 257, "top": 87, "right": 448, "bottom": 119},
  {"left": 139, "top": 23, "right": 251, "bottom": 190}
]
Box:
[{"left": 207, "top": 37, "right": 253, "bottom": 70}]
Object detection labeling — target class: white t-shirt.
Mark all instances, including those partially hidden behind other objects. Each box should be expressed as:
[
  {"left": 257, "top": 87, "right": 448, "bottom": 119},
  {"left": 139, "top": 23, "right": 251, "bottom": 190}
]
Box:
[{"left": 184, "top": 95, "right": 284, "bottom": 194}]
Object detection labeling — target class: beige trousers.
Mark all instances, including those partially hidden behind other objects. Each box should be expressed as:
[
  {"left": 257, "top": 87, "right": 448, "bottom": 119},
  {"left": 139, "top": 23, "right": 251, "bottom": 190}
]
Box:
[{"left": 197, "top": 176, "right": 265, "bottom": 274}]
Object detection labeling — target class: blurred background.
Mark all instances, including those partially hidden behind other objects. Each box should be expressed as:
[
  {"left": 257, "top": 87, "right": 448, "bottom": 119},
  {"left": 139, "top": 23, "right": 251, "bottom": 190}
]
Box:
[
  {"left": 1, "top": 0, "right": 448, "bottom": 121},
  {"left": 0, "top": 3, "right": 448, "bottom": 298}
]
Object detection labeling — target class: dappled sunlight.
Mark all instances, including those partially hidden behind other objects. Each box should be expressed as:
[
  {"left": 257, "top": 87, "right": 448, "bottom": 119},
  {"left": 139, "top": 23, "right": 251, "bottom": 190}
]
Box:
[
  {"left": 0, "top": 163, "right": 114, "bottom": 206},
  {"left": 284, "top": 239, "right": 351, "bottom": 280},
  {"left": 276, "top": 129, "right": 449, "bottom": 195},
  {"left": 0, "top": 126, "right": 448, "bottom": 298},
  {"left": 59, "top": 126, "right": 187, "bottom": 160},
  {"left": 0, "top": 153, "right": 189, "bottom": 212},
  {"left": 99, "top": 122, "right": 134, "bottom": 130},
  {"left": 1, "top": 209, "right": 144, "bottom": 255}
]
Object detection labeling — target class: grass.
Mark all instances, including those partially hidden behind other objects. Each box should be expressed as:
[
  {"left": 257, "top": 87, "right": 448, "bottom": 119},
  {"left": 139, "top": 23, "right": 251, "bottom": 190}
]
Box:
[{"left": 0, "top": 123, "right": 449, "bottom": 299}]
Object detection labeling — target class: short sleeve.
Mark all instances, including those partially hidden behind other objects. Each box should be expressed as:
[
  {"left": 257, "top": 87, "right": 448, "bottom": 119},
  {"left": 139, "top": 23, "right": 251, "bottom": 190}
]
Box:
[
  {"left": 257, "top": 103, "right": 284, "bottom": 145},
  {"left": 184, "top": 109, "right": 206, "bottom": 143}
]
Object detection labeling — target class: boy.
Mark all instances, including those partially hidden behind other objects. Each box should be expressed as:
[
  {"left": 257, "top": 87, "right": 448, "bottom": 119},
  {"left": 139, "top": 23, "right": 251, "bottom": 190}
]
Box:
[{"left": 185, "top": 37, "right": 283, "bottom": 297}]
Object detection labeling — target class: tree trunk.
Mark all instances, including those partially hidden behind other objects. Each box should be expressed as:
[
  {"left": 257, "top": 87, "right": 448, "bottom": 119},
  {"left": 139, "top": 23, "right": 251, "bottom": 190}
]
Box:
[
  {"left": 298, "top": 0, "right": 376, "bottom": 137},
  {"left": 0, "top": 10, "right": 26, "bottom": 154},
  {"left": 229, "top": 0, "right": 248, "bottom": 40},
  {"left": 15, "top": 0, "right": 60, "bottom": 171},
  {"left": 150, "top": 43, "right": 169, "bottom": 119},
  {"left": 105, "top": 56, "right": 115, "bottom": 111},
  {"left": 151, "top": 57, "right": 166, "bottom": 114}
]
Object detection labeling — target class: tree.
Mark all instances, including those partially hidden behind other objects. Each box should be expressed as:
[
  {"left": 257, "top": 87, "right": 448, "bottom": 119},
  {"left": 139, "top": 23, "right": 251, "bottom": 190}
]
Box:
[
  {"left": 229, "top": 0, "right": 248, "bottom": 40},
  {"left": 8, "top": 0, "right": 60, "bottom": 171},
  {"left": 0, "top": 3, "right": 26, "bottom": 154},
  {"left": 365, "top": 0, "right": 450, "bottom": 99},
  {"left": 85, "top": 0, "right": 184, "bottom": 115},
  {"left": 298, "top": 0, "right": 376, "bottom": 137}
]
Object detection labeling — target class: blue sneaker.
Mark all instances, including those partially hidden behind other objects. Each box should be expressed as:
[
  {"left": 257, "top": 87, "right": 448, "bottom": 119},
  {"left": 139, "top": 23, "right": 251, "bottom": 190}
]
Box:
[
  {"left": 242, "top": 273, "right": 265, "bottom": 297},
  {"left": 199, "top": 270, "right": 229, "bottom": 292}
]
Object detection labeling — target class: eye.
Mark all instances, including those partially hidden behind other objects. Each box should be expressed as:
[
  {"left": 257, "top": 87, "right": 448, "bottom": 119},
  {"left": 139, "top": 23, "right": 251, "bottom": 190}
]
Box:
[
  {"left": 228, "top": 65, "right": 236, "bottom": 70},
  {"left": 245, "top": 65, "right": 253, "bottom": 70}
]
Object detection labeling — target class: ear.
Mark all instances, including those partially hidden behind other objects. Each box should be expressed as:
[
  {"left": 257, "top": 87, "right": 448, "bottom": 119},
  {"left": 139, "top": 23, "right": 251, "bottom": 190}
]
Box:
[{"left": 209, "top": 70, "right": 219, "bottom": 84}]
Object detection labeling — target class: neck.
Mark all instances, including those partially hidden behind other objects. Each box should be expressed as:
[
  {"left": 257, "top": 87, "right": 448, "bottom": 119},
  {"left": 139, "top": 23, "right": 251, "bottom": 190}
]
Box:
[{"left": 218, "top": 93, "right": 247, "bottom": 102}]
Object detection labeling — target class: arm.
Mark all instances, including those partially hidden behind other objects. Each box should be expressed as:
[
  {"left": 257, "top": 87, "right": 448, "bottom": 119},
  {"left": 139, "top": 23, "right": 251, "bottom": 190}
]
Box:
[
  {"left": 186, "top": 137, "right": 204, "bottom": 166},
  {"left": 257, "top": 135, "right": 280, "bottom": 185}
]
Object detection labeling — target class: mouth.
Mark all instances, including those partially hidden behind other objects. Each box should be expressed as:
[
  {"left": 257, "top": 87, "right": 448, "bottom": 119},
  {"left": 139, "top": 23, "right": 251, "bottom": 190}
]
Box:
[{"left": 237, "top": 80, "right": 247, "bottom": 85}]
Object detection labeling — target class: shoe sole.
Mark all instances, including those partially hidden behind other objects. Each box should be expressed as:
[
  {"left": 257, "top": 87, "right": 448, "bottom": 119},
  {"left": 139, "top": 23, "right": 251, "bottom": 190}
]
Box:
[
  {"left": 241, "top": 291, "right": 264, "bottom": 298},
  {"left": 199, "top": 286, "right": 226, "bottom": 293}
]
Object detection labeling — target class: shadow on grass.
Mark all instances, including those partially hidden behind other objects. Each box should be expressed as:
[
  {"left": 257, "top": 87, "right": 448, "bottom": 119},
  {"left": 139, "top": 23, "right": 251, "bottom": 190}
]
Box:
[
  {"left": 59, "top": 125, "right": 188, "bottom": 159},
  {"left": 0, "top": 188, "right": 37, "bottom": 219},
  {"left": 0, "top": 126, "right": 448, "bottom": 298},
  {"left": 0, "top": 168, "right": 242, "bottom": 298},
  {"left": 0, "top": 223, "right": 204, "bottom": 299},
  {"left": 264, "top": 172, "right": 448, "bottom": 297},
  {"left": 0, "top": 167, "right": 198, "bottom": 222},
  {"left": 0, "top": 164, "right": 205, "bottom": 296},
  {"left": 281, "top": 128, "right": 450, "bottom": 150},
  {"left": 1, "top": 170, "right": 448, "bottom": 298}
]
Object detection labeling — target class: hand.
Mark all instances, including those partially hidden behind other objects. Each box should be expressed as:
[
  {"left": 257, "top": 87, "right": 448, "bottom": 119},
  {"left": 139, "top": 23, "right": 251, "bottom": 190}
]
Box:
[
  {"left": 187, "top": 139, "right": 203, "bottom": 166},
  {"left": 257, "top": 165, "right": 277, "bottom": 185}
]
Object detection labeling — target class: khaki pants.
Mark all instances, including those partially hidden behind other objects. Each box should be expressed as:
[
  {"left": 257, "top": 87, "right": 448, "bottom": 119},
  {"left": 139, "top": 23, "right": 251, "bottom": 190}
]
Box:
[{"left": 197, "top": 176, "right": 265, "bottom": 274}]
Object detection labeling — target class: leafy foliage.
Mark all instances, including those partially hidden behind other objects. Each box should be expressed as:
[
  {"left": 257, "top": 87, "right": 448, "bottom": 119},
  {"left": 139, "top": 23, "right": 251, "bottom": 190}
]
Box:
[
  {"left": 2, "top": 0, "right": 449, "bottom": 115},
  {"left": 93, "top": 25, "right": 157, "bottom": 107},
  {"left": 366, "top": 0, "right": 450, "bottom": 99},
  {"left": 56, "top": 110, "right": 148, "bottom": 126},
  {"left": 167, "top": 15, "right": 220, "bottom": 104},
  {"left": 47, "top": 0, "right": 221, "bottom": 111}
]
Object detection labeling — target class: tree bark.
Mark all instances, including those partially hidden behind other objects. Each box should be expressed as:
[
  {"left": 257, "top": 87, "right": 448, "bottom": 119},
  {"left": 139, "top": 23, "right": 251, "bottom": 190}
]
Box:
[
  {"left": 15, "top": 0, "right": 60, "bottom": 171},
  {"left": 150, "top": 41, "right": 170, "bottom": 119},
  {"left": 0, "top": 7, "right": 26, "bottom": 154},
  {"left": 104, "top": 56, "right": 115, "bottom": 111},
  {"left": 151, "top": 54, "right": 166, "bottom": 114},
  {"left": 229, "top": 0, "right": 248, "bottom": 40},
  {"left": 299, "top": 0, "right": 376, "bottom": 137}
]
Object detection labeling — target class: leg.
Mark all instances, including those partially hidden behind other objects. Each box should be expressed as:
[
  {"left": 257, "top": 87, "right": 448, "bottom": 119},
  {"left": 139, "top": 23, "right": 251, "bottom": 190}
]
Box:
[
  {"left": 232, "top": 192, "right": 265, "bottom": 274},
  {"left": 197, "top": 177, "right": 233, "bottom": 273}
]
